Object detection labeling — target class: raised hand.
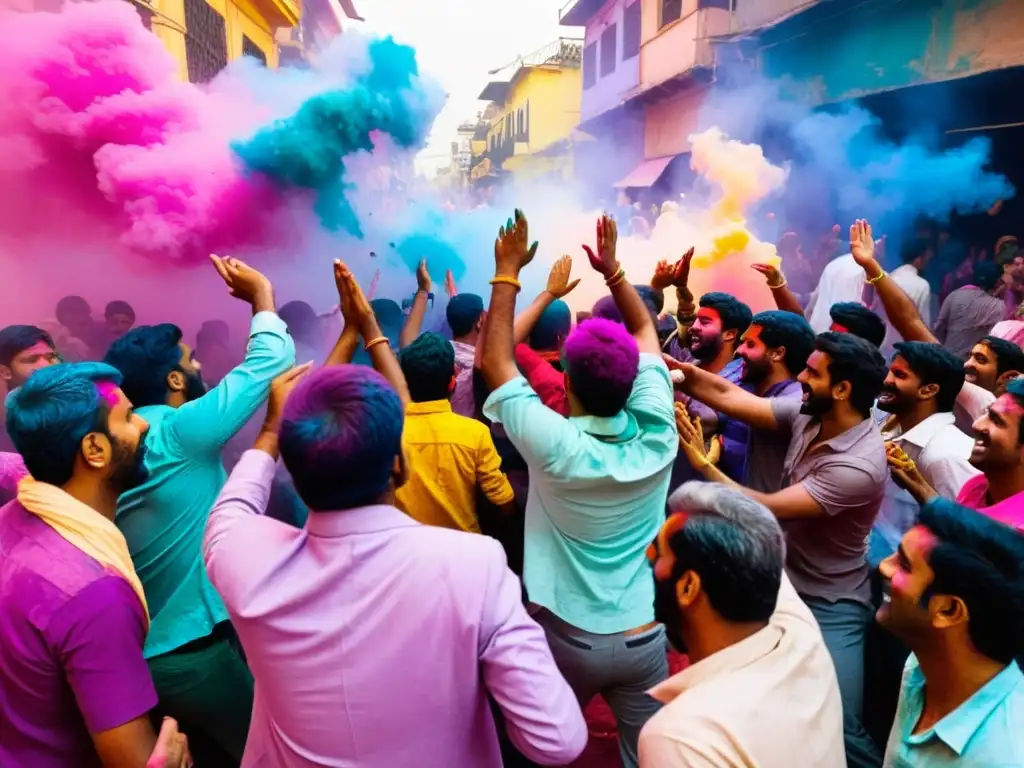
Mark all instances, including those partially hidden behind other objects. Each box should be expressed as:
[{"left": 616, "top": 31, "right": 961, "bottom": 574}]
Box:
[
  {"left": 210, "top": 255, "right": 274, "bottom": 311},
  {"left": 651, "top": 260, "right": 675, "bottom": 292},
  {"left": 334, "top": 259, "right": 373, "bottom": 330},
  {"left": 751, "top": 263, "right": 784, "bottom": 287},
  {"left": 674, "top": 401, "right": 718, "bottom": 470},
  {"left": 445, "top": 269, "right": 458, "bottom": 298},
  {"left": 494, "top": 208, "right": 538, "bottom": 278},
  {"left": 416, "top": 259, "right": 431, "bottom": 293},
  {"left": 849, "top": 219, "right": 876, "bottom": 268},
  {"left": 546, "top": 255, "right": 581, "bottom": 299},
  {"left": 264, "top": 362, "right": 315, "bottom": 433},
  {"left": 582, "top": 214, "right": 620, "bottom": 278},
  {"left": 670, "top": 247, "right": 695, "bottom": 288}
]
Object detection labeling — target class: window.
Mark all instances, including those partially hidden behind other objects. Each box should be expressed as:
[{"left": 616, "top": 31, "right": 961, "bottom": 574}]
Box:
[
  {"left": 582, "top": 42, "right": 597, "bottom": 89},
  {"left": 660, "top": 0, "right": 682, "bottom": 28},
  {"left": 600, "top": 24, "right": 617, "bottom": 77},
  {"left": 623, "top": 2, "right": 641, "bottom": 60},
  {"left": 184, "top": 0, "right": 227, "bottom": 83},
  {"left": 242, "top": 35, "right": 267, "bottom": 66}
]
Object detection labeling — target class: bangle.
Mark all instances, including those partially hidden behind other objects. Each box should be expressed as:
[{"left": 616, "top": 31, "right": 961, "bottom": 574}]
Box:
[
  {"left": 364, "top": 336, "right": 389, "bottom": 351},
  {"left": 489, "top": 276, "right": 522, "bottom": 291},
  {"left": 866, "top": 270, "right": 887, "bottom": 285},
  {"left": 768, "top": 277, "right": 787, "bottom": 290},
  {"left": 605, "top": 268, "right": 627, "bottom": 288}
]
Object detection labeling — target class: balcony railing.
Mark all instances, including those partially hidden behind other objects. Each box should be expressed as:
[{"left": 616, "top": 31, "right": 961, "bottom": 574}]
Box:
[{"left": 521, "top": 36, "right": 584, "bottom": 70}]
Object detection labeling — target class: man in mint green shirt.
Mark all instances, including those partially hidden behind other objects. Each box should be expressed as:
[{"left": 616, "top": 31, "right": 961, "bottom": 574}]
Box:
[
  {"left": 105, "top": 256, "right": 295, "bottom": 764},
  {"left": 877, "top": 498, "right": 1024, "bottom": 766},
  {"left": 480, "top": 212, "right": 677, "bottom": 768}
]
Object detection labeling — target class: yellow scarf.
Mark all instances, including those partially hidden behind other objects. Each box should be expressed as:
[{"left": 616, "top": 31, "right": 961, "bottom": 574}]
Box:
[{"left": 18, "top": 477, "right": 150, "bottom": 625}]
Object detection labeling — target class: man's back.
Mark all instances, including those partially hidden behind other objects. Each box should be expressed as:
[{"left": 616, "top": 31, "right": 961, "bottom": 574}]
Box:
[
  {"left": 808, "top": 255, "right": 863, "bottom": 333},
  {"left": 204, "top": 454, "right": 585, "bottom": 768}
]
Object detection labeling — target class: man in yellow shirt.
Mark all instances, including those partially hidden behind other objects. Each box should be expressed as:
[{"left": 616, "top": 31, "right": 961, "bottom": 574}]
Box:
[{"left": 396, "top": 333, "right": 515, "bottom": 532}]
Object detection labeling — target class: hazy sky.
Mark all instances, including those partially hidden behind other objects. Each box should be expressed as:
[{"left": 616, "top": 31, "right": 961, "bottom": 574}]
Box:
[{"left": 357, "top": 0, "right": 582, "bottom": 175}]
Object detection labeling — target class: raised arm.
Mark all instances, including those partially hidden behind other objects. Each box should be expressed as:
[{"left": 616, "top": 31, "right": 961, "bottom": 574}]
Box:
[
  {"left": 512, "top": 256, "right": 579, "bottom": 344},
  {"left": 583, "top": 214, "right": 660, "bottom": 354},
  {"left": 751, "top": 263, "right": 805, "bottom": 317},
  {"left": 850, "top": 219, "right": 938, "bottom": 344},
  {"left": 399, "top": 259, "right": 431, "bottom": 348},
  {"left": 671, "top": 360, "right": 779, "bottom": 431}
]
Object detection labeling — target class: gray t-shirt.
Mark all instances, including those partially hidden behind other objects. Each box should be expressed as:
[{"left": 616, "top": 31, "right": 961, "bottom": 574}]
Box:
[
  {"left": 745, "top": 380, "right": 802, "bottom": 493},
  {"left": 771, "top": 398, "right": 887, "bottom": 606}
]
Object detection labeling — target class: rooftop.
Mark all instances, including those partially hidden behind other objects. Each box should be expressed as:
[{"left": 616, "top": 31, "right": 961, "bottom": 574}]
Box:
[{"left": 478, "top": 37, "right": 583, "bottom": 103}]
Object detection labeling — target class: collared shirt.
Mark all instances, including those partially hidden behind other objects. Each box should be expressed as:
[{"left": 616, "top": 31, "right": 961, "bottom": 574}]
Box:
[
  {"left": 882, "top": 265, "right": 932, "bottom": 354},
  {"left": 0, "top": 501, "right": 156, "bottom": 767},
  {"left": 884, "top": 657, "right": 1024, "bottom": 767},
  {"left": 395, "top": 399, "right": 514, "bottom": 533},
  {"left": 203, "top": 450, "right": 587, "bottom": 768},
  {"left": 772, "top": 398, "right": 887, "bottom": 606},
  {"left": 450, "top": 340, "right": 477, "bottom": 418},
  {"left": 870, "top": 412, "right": 981, "bottom": 566},
  {"left": 483, "top": 353, "right": 678, "bottom": 633},
  {"left": 935, "top": 286, "right": 1006, "bottom": 360},
  {"left": 956, "top": 475, "right": 1024, "bottom": 532},
  {"left": 638, "top": 573, "right": 845, "bottom": 768},
  {"left": 116, "top": 311, "right": 295, "bottom": 657},
  {"left": 745, "top": 379, "right": 802, "bottom": 493}
]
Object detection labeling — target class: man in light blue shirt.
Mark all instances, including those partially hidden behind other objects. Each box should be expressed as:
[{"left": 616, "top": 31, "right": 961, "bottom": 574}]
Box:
[
  {"left": 105, "top": 256, "right": 295, "bottom": 763},
  {"left": 876, "top": 497, "right": 1024, "bottom": 766},
  {"left": 481, "top": 211, "right": 677, "bottom": 768}
]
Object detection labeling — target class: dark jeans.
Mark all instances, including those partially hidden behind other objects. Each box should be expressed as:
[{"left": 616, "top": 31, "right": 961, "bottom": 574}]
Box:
[
  {"left": 864, "top": 570, "right": 910, "bottom": 752},
  {"left": 148, "top": 623, "right": 254, "bottom": 767},
  {"left": 805, "top": 596, "right": 883, "bottom": 768}
]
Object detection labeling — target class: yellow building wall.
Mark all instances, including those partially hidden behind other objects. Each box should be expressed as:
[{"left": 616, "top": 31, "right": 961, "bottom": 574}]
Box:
[{"left": 486, "top": 67, "right": 582, "bottom": 157}]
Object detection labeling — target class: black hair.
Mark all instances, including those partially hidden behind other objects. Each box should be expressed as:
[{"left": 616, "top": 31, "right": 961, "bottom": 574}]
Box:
[
  {"left": 813, "top": 331, "right": 887, "bottom": 417},
  {"left": 980, "top": 335, "right": 1024, "bottom": 379},
  {"left": 446, "top": 294, "right": 485, "bottom": 338},
  {"left": 591, "top": 285, "right": 661, "bottom": 325},
  {"left": 104, "top": 324, "right": 184, "bottom": 408},
  {"left": 279, "top": 301, "right": 319, "bottom": 343},
  {"left": 399, "top": 332, "right": 455, "bottom": 403},
  {"left": 699, "top": 292, "right": 753, "bottom": 335},
  {"left": 972, "top": 261, "right": 1002, "bottom": 293},
  {"left": 919, "top": 498, "right": 1024, "bottom": 665},
  {"left": 829, "top": 302, "right": 886, "bottom": 348},
  {"left": 901, "top": 237, "right": 932, "bottom": 265},
  {"left": 104, "top": 300, "right": 136, "bottom": 322},
  {"left": 196, "top": 320, "right": 229, "bottom": 348},
  {"left": 636, "top": 285, "right": 665, "bottom": 315},
  {"left": 0, "top": 325, "right": 55, "bottom": 367},
  {"left": 370, "top": 299, "right": 403, "bottom": 343},
  {"left": 892, "top": 341, "right": 965, "bottom": 413},
  {"left": 749, "top": 310, "right": 815, "bottom": 376},
  {"left": 55, "top": 295, "right": 90, "bottom": 325}
]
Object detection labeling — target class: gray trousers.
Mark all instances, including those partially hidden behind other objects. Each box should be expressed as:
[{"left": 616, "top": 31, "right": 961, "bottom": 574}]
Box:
[
  {"left": 805, "top": 596, "right": 883, "bottom": 768},
  {"left": 535, "top": 609, "right": 668, "bottom": 768}
]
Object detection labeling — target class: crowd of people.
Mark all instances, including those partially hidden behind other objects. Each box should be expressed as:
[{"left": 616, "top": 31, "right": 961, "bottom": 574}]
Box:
[{"left": 0, "top": 210, "right": 1022, "bottom": 768}]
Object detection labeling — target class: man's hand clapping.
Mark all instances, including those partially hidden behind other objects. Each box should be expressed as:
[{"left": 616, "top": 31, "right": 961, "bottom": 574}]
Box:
[{"left": 334, "top": 259, "right": 374, "bottom": 334}]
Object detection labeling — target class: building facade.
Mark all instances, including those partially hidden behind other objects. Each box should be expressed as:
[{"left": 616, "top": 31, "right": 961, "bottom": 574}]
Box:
[{"left": 471, "top": 38, "right": 585, "bottom": 184}]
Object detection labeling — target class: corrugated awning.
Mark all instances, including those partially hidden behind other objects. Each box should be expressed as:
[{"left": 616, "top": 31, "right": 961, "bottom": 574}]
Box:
[{"left": 613, "top": 155, "right": 678, "bottom": 188}]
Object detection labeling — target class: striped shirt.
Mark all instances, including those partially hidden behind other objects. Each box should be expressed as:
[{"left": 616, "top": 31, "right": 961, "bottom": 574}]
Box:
[{"left": 934, "top": 286, "right": 1005, "bottom": 360}]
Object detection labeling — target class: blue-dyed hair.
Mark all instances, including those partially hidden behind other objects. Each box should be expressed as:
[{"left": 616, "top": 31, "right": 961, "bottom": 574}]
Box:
[
  {"left": 919, "top": 498, "right": 1024, "bottom": 664},
  {"left": 529, "top": 299, "right": 572, "bottom": 351},
  {"left": 104, "top": 324, "right": 183, "bottom": 408},
  {"left": 446, "top": 293, "right": 484, "bottom": 338},
  {"left": 749, "top": 310, "right": 815, "bottom": 376},
  {"left": 699, "top": 292, "right": 753, "bottom": 335},
  {"left": 6, "top": 362, "right": 122, "bottom": 486},
  {"left": 893, "top": 341, "right": 965, "bottom": 412},
  {"left": 400, "top": 332, "right": 455, "bottom": 403},
  {"left": 591, "top": 285, "right": 660, "bottom": 324},
  {"left": 280, "top": 366, "right": 404, "bottom": 511}
]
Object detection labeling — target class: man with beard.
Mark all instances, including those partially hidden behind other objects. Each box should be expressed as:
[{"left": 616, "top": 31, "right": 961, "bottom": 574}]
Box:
[
  {"left": 734, "top": 310, "right": 815, "bottom": 493},
  {"left": 876, "top": 498, "right": 1024, "bottom": 766},
  {"left": 639, "top": 483, "right": 844, "bottom": 768},
  {"left": 672, "top": 330, "right": 888, "bottom": 768},
  {"left": 103, "top": 255, "right": 295, "bottom": 765},
  {"left": 0, "top": 362, "right": 192, "bottom": 768}
]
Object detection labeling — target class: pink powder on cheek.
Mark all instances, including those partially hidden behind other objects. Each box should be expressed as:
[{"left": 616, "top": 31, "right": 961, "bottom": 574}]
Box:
[{"left": 891, "top": 571, "right": 911, "bottom": 592}]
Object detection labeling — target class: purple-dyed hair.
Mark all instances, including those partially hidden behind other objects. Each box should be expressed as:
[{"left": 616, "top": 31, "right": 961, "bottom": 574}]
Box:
[
  {"left": 280, "top": 366, "right": 404, "bottom": 512},
  {"left": 563, "top": 318, "right": 639, "bottom": 417}
]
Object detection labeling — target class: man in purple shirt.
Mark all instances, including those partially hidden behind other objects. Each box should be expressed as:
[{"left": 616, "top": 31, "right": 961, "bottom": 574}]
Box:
[
  {"left": 203, "top": 358, "right": 586, "bottom": 767},
  {"left": 0, "top": 362, "right": 187, "bottom": 767}
]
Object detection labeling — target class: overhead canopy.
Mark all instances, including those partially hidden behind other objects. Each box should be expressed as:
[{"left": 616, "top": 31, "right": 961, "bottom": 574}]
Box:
[{"left": 612, "top": 155, "right": 678, "bottom": 189}]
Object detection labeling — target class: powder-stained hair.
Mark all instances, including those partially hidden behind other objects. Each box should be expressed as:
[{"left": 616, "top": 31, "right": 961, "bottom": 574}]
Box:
[
  {"left": 400, "top": 332, "right": 455, "bottom": 403},
  {"left": 829, "top": 302, "right": 886, "bottom": 348},
  {"left": 699, "top": 292, "right": 753, "bottom": 335},
  {"left": 446, "top": 294, "right": 485, "bottom": 338},
  {"left": 6, "top": 362, "right": 122, "bottom": 486},
  {"left": 104, "top": 324, "right": 183, "bottom": 408},
  {"left": 529, "top": 299, "right": 572, "bottom": 351},
  {"left": 665, "top": 482, "right": 784, "bottom": 622},
  {"left": 562, "top": 318, "right": 639, "bottom": 417},
  {"left": 591, "top": 286, "right": 660, "bottom": 325},
  {"left": 0, "top": 325, "right": 55, "bottom": 367},
  {"left": 280, "top": 366, "right": 404, "bottom": 511}
]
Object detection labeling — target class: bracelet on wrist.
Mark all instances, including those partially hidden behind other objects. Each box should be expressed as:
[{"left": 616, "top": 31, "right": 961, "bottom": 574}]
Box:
[
  {"left": 605, "top": 267, "right": 627, "bottom": 288},
  {"left": 866, "top": 270, "right": 887, "bottom": 285},
  {"left": 768, "top": 277, "right": 787, "bottom": 290},
  {"left": 364, "top": 336, "right": 390, "bottom": 351},
  {"left": 489, "top": 276, "right": 522, "bottom": 291}
]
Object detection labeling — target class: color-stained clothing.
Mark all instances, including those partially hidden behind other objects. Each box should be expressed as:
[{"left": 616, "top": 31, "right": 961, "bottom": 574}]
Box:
[
  {"left": 450, "top": 340, "right": 477, "bottom": 418},
  {"left": 956, "top": 475, "right": 1024, "bottom": 532},
  {"left": 0, "top": 451, "right": 27, "bottom": 505},
  {"left": 771, "top": 398, "right": 887, "bottom": 607},
  {"left": 0, "top": 501, "right": 157, "bottom": 768},
  {"left": 203, "top": 450, "right": 587, "bottom": 768},
  {"left": 483, "top": 353, "right": 678, "bottom": 634},
  {"left": 639, "top": 574, "right": 845, "bottom": 768},
  {"left": 516, "top": 344, "right": 568, "bottom": 416},
  {"left": 116, "top": 311, "right": 295, "bottom": 657},
  {"left": 395, "top": 399, "right": 514, "bottom": 533},
  {"left": 934, "top": 285, "right": 1006, "bottom": 360},
  {"left": 884, "top": 657, "right": 1024, "bottom": 767}
]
